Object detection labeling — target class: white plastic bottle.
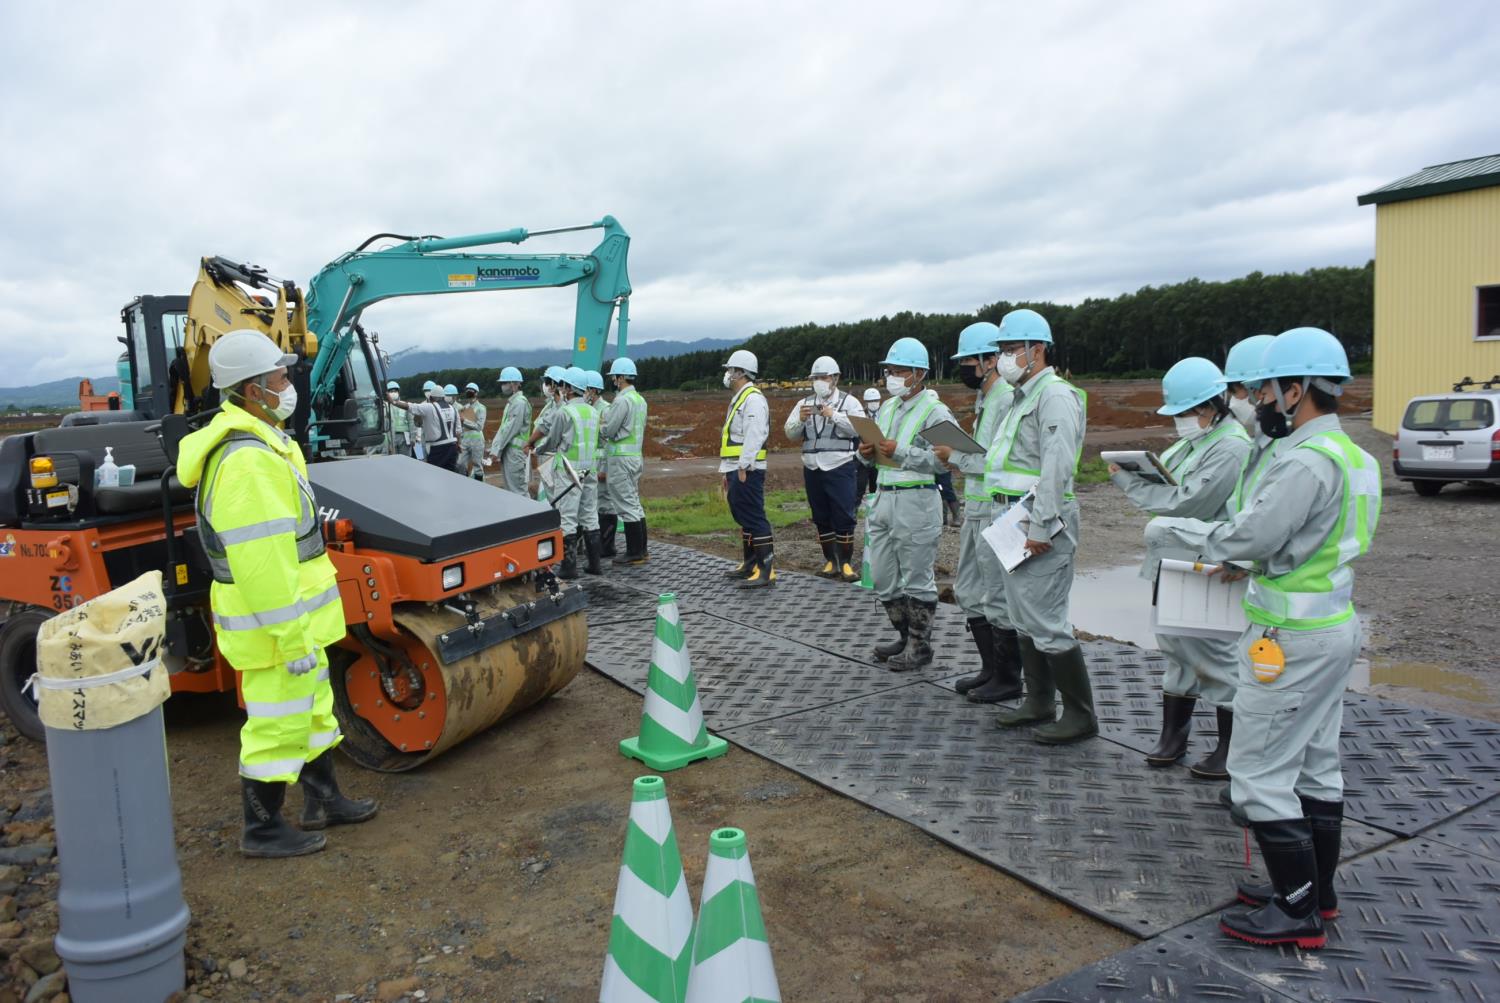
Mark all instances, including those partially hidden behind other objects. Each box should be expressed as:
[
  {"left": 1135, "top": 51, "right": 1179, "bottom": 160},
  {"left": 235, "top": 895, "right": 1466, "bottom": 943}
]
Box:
[{"left": 97, "top": 446, "right": 120, "bottom": 488}]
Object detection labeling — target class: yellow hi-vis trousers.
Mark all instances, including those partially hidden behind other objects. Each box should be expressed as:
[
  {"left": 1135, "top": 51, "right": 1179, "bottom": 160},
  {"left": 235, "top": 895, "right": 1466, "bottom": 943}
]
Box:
[{"left": 238, "top": 649, "right": 341, "bottom": 783}]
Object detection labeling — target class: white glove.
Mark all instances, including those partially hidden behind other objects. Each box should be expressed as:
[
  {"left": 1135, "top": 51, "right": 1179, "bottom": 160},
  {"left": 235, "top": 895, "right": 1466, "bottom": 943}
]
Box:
[{"left": 286, "top": 648, "right": 320, "bottom": 676}]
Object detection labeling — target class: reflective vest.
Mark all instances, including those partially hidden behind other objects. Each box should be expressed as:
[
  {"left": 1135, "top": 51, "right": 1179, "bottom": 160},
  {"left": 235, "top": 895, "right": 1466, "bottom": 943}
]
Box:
[
  {"left": 197, "top": 434, "right": 327, "bottom": 584},
  {"left": 559, "top": 399, "right": 599, "bottom": 472},
  {"left": 608, "top": 387, "right": 648, "bottom": 457},
  {"left": 720, "top": 384, "right": 767, "bottom": 461},
  {"left": 983, "top": 372, "right": 1086, "bottom": 498},
  {"left": 1158, "top": 419, "right": 1251, "bottom": 486},
  {"left": 875, "top": 390, "right": 940, "bottom": 488},
  {"left": 1245, "top": 431, "right": 1381, "bottom": 630},
  {"left": 799, "top": 391, "right": 858, "bottom": 455},
  {"left": 963, "top": 381, "right": 1015, "bottom": 503},
  {"left": 1228, "top": 438, "right": 1280, "bottom": 517}
]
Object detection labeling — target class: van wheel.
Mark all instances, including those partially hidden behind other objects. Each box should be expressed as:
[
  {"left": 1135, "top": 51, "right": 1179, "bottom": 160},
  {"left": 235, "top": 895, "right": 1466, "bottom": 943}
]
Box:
[
  {"left": 0, "top": 608, "right": 51, "bottom": 741},
  {"left": 1412, "top": 480, "right": 1445, "bottom": 497}
]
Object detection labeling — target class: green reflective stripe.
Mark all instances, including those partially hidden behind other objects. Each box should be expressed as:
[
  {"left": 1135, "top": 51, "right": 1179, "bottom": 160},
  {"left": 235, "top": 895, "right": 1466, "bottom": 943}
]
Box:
[
  {"left": 213, "top": 583, "right": 342, "bottom": 632},
  {"left": 963, "top": 383, "right": 1013, "bottom": 501},
  {"left": 875, "top": 394, "right": 940, "bottom": 487},
  {"left": 216, "top": 517, "right": 297, "bottom": 546},
  {"left": 1166, "top": 420, "right": 1251, "bottom": 480},
  {"left": 560, "top": 400, "right": 599, "bottom": 469},
  {"left": 610, "top": 388, "right": 648, "bottom": 456},
  {"left": 721, "top": 385, "right": 767, "bottom": 461},
  {"left": 1245, "top": 431, "right": 1380, "bottom": 629},
  {"left": 983, "top": 374, "right": 1086, "bottom": 498}
]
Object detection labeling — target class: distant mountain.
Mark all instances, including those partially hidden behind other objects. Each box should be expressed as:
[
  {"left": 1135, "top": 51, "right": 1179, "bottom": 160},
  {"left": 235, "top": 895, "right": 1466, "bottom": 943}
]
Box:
[
  {"left": 385, "top": 337, "right": 737, "bottom": 377},
  {"left": 0, "top": 376, "right": 119, "bottom": 410}
]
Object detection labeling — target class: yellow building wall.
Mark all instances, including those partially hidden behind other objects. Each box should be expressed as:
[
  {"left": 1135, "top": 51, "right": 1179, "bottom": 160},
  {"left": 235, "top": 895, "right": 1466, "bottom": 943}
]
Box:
[{"left": 1372, "top": 185, "right": 1500, "bottom": 433}]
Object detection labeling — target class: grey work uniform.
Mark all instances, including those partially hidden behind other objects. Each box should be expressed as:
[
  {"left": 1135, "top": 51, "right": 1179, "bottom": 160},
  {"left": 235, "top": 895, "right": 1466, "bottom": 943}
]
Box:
[
  {"left": 952, "top": 378, "right": 1015, "bottom": 628},
  {"left": 531, "top": 398, "right": 558, "bottom": 500},
  {"left": 862, "top": 388, "right": 956, "bottom": 604},
  {"left": 985, "top": 369, "right": 1086, "bottom": 655},
  {"left": 488, "top": 390, "right": 533, "bottom": 495},
  {"left": 533, "top": 397, "right": 596, "bottom": 535},
  {"left": 1112, "top": 419, "right": 1251, "bottom": 708},
  {"left": 1147, "top": 414, "right": 1381, "bottom": 822},
  {"left": 458, "top": 399, "right": 487, "bottom": 474},
  {"left": 603, "top": 386, "right": 648, "bottom": 522},
  {"left": 577, "top": 395, "right": 609, "bottom": 533}
]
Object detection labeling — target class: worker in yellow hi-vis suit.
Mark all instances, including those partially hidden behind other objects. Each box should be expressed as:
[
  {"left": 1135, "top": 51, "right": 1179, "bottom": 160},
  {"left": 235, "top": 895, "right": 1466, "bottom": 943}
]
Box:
[{"left": 177, "top": 329, "right": 377, "bottom": 859}]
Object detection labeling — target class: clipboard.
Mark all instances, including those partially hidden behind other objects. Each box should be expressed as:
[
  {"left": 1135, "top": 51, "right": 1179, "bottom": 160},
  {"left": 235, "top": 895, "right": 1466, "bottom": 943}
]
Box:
[
  {"left": 1099, "top": 450, "right": 1177, "bottom": 486},
  {"left": 920, "top": 419, "right": 984, "bottom": 454},
  {"left": 980, "top": 491, "right": 1066, "bottom": 572},
  {"left": 848, "top": 414, "right": 900, "bottom": 467}
]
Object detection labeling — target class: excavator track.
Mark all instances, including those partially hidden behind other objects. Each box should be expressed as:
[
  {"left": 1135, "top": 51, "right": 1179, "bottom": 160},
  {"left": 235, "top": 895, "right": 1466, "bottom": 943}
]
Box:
[{"left": 331, "top": 580, "right": 587, "bottom": 771}]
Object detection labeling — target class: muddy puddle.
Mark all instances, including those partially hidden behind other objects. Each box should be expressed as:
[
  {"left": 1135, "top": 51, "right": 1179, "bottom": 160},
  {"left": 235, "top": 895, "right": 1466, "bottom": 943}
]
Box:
[{"left": 1369, "top": 660, "right": 1492, "bottom": 703}]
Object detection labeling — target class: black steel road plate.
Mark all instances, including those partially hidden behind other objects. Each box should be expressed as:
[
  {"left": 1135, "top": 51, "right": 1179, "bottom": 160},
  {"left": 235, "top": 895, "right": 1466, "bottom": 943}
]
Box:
[
  {"left": 1011, "top": 941, "right": 1300, "bottom": 1002},
  {"left": 1425, "top": 796, "right": 1500, "bottom": 863}
]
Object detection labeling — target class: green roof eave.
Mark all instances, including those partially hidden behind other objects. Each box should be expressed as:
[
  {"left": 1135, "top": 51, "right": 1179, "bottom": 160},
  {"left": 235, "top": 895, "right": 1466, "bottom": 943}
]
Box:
[{"left": 1357, "top": 171, "right": 1500, "bottom": 206}]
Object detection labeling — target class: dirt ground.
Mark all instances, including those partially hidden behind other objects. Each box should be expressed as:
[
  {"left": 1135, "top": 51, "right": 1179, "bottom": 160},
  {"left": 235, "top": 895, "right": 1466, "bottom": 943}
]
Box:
[{"left": 7, "top": 375, "right": 1497, "bottom": 1003}]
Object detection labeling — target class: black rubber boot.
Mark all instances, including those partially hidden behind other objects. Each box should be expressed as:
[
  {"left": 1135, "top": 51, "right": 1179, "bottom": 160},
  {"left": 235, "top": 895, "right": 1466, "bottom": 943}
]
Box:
[
  {"left": 1237, "top": 798, "right": 1342, "bottom": 919},
  {"left": 837, "top": 534, "right": 860, "bottom": 582},
  {"left": 945, "top": 499, "right": 962, "bottom": 527},
  {"left": 298, "top": 751, "right": 378, "bottom": 831},
  {"left": 873, "top": 599, "right": 909, "bottom": 661},
  {"left": 1034, "top": 645, "right": 1098, "bottom": 744},
  {"left": 738, "top": 539, "right": 776, "bottom": 589},
  {"left": 723, "top": 531, "right": 754, "bottom": 578},
  {"left": 599, "top": 513, "right": 618, "bottom": 557},
  {"left": 613, "top": 521, "right": 646, "bottom": 566},
  {"left": 1146, "top": 693, "right": 1197, "bottom": 766},
  {"left": 995, "top": 635, "right": 1055, "bottom": 727},
  {"left": 241, "top": 778, "right": 326, "bottom": 859},
  {"left": 1189, "top": 707, "right": 1234, "bottom": 780},
  {"left": 557, "top": 534, "right": 580, "bottom": 580},
  {"left": 1220, "top": 818, "right": 1326, "bottom": 949},
  {"left": 953, "top": 618, "right": 996, "bottom": 695},
  {"left": 638, "top": 518, "right": 649, "bottom": 560},
  {"left": 887, "top": 599, "right": 935, "bottom": 672},
  {"left": 815, "top": 532, "right": 839, "bottom": 578},
  {"left": 968, "top": 626, "right": 1024, "bottom": 704},
  {"left": 583, "top": 530, "right": 604, "bottom": 575}
]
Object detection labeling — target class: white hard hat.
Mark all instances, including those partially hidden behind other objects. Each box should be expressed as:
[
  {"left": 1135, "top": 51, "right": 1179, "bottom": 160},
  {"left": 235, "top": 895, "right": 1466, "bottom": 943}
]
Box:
[
  {"left": 209, "top": 329, "right": 295, "bottom": 390},
  {"left": 862, "top": 387, "right": 881, "bottom": 403},
  {"left": 810, "top": 355, "right": 839, "bottom": 376},
  {"left": 724, "top": 349, "right": 758, "bottom": 374}
]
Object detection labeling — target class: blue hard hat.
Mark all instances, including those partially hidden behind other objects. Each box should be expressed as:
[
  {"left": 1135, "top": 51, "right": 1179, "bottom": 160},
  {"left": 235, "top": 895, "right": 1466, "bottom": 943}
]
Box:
[
  {"left": 386, "top": 380, "right": 400, "bottom": 390},
  {"left": 1223, "top": 334, "right": 1275, "bottom": 388},
  {"left": 543, "top": 365, "right": 566, "bottom": 383},
  {"left": 499, "top": 366, "right": 523, "bottom": 383},
  {"left": 422, "top": 379, "right": 439, "bottom": 393},
  {"left": 443, "top": 384, "right": 458, "bottom": 396},
  {"left": 1157, "top": 357, "right": 1226, "bottom": 416},
  {"left": 585, "top": 370, "right": 605, "bottom": 391},
  {"left": 562, "top": 366, "right": 589, "bottom": 390},
  {"left": 607, "top": 357, "right": 638, "bottom": 377},
  {"left": 880, "top": 337, "right": 929, "bottom": 370},
  {"left": 996, "top": 308, "right": 1053, "bottom": 345},
  {"left": 1261, "top": 328, "right": 1351, "bottom": 383},
  {"left": 951, "top": 322, "right": 1001, "bottom": 360},
  {"left": 465, "top": 382, "right": 480, "bottom": 392}
]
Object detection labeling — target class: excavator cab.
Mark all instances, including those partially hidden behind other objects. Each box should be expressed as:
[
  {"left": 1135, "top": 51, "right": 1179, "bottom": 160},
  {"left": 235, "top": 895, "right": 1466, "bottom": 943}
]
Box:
[{"left": 120, "top": 295, "right": 189, "bottom": 422}]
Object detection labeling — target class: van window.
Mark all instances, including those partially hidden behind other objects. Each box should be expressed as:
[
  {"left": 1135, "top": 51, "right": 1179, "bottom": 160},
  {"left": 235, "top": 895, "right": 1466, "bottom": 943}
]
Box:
[{"left": 1403, "top": 398, "right": 1495, "bottom": 431}]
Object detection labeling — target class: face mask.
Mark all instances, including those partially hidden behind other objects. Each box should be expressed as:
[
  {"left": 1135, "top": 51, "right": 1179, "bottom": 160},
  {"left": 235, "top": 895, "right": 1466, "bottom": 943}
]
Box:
[
  {"left": 1228, "top": 394, "right": 1256, "bottom": 428},
  {"left": 867, "top": 404, "right": 879, "bottom": 417},
  {"left": 722, "top": 371, "right": 734, "bottom": 389},
  {"left": 1173, "top": 413, "right": 1205, "bottom": 439},
  {"left": 812, "top": 379, "right": 832, "bottom": 399},
  {"left": 997, "top": 350, "right": 1029, "bottom": 385},
  {"left": 266, "top": 382, "right": 297, "bottom": 421},
  {"left": 958, "top": 363, "right": 984, "bottom": 390},
  {"left": 466, "top": 391, "right": 477, "bottom": 399},
  {"left": 885, "top": 375, "right": 908, "bottom": 398}
]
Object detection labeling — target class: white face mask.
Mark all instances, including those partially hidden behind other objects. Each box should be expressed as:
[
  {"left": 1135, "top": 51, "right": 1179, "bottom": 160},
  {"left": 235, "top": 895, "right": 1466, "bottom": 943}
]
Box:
[
  {"left": 997, "top": 349, "right": 1029, "bottom": 386},
  {"left": 722, "top": 370, "right": 734, "bottom": 389},
  {"left": 1228, "top": 394, "right": 1256, "bottom": 428},
  {"left": 266, "top": 382, "right": 297, "bottom": 421},
  {"left": 812, "top": 379, "right": 832, "bottom": 399},
  {"left": 885, "top": 375, "right": 908, "bottom": 398},
  {"left": 1173, "top": 413, "right": 1205, "bottom": 439}
]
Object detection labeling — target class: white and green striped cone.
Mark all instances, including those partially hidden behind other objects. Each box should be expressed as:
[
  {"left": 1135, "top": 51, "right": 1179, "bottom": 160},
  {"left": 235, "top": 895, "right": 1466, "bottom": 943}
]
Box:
[
  {"left": 857, "top": 495, "right": 875, "bottom": 590},
  {"left": 620, "top": 594, "right": 729, "bottom": 772},
  {"left": 684, "top": 828, "right": 781, "bottom": 1003},
  {"left": 601, "top": 776, "right": 694, "bottom": 1003}
]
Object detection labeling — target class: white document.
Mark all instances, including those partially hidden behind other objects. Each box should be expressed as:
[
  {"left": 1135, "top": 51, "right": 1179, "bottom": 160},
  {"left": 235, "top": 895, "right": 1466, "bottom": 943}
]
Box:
[
  {"left": 1152, "top": 558, "right": 1250, "bottom": 638},
  {"left": 981, "top": 492, "right": 1065, "bottom": 572},
  {"left": 920, "top": 419, "right": 985, "bottom": 454},
  {"left": 1100, "top": 450, "right": 1177, "bottom": 486}
]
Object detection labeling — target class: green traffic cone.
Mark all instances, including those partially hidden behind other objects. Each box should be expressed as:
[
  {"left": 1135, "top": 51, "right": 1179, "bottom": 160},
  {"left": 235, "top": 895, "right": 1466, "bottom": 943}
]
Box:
[
  {"left": 620, "top": 594, "right": 729, "bottom": 772},
  {"left": 684, "top": 828, "right": 781, "bottom": 1003},
  {"left": 601, "top": 776, "right": 694, "bottom": 1003}
]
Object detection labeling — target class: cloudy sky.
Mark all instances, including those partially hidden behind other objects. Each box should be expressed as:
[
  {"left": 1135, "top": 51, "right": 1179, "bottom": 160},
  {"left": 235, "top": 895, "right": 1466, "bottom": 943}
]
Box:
[{"left": 1, "top": 1, "right": 1496, "bottom": 384}]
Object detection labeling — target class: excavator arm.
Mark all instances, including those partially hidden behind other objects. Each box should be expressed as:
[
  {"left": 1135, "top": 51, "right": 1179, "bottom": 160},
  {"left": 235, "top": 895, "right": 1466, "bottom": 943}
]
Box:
[{"left": 304, "top": 216, "right": 631, "bottom": 411}]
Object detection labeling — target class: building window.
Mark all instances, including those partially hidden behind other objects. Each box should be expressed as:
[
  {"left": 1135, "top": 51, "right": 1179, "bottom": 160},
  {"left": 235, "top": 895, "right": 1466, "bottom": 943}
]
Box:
[{"left": 1480, "top": 284, "right": 1500, "bottom": 341}]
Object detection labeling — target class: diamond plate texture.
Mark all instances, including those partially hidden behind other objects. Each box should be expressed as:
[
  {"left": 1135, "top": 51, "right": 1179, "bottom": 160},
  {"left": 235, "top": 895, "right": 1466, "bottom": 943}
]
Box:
[
  {"left": 1159, "top": 837, "right": 1500, "bottom": 1002},
  {"left": 1425, "top": 796, "right": 1500, "bottom": 863},
  {"left": 723, "top": 682, "right": 1391, "bottom": 935},
  {"left": 1011, "top": 942, "right": 1299, "bottom": 1002}
]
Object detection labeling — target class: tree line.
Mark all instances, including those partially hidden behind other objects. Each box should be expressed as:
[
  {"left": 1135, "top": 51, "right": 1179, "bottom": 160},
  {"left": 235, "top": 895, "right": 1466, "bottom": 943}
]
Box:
[{"left": 399, "top": 262, "right": 1373, "bottom": 395}]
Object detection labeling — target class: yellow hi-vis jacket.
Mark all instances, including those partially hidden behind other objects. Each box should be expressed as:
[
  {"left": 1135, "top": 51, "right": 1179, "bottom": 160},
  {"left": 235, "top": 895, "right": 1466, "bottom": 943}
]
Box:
[{"left": 177, "top": 402, "right": 346, "bottom": 669}]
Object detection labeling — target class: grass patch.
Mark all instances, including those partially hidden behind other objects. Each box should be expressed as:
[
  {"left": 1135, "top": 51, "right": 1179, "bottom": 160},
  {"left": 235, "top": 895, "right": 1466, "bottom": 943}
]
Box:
[
  {"left": 1076, "top": 457, "right": 1110, "bottom": 485},
  {"left": 644, "top": 489, "right": 811, "bottom": 536}
]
